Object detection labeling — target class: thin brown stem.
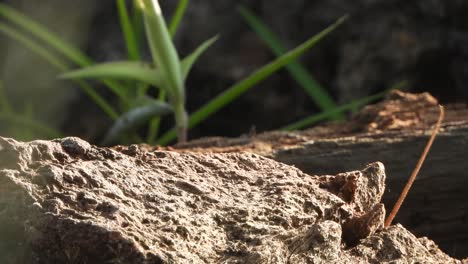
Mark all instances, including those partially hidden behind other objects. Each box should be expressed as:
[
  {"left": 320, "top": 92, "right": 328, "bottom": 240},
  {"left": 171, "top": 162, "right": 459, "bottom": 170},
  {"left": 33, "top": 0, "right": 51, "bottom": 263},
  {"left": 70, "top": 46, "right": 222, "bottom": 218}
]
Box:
[{"left": 384, "top": 105, "right": 445, "bottom": 227}]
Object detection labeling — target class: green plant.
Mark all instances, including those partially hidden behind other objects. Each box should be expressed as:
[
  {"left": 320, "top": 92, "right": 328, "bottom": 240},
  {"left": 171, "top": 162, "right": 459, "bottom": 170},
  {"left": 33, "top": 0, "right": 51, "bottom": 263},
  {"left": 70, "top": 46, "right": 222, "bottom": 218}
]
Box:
[
  {"left": 61, "top": 1, "right": 217, "bottom": 144},
  {"left": 0, "top": 1, "right": 348, "bottom": 145},
  {"left": 59, "top": 1, "right": 348, "bottom": 144},
  {"left": 0, "top": 0, "right": 193, "bottom": 143},
  {"left": 238, "top": 6, "right": 344, "bottom": 121},
  {"left": 155, "top": 15, "right": 349, "bottom": 145},
  {"left": 0, "top": 2, "right": 123, "bottom": 121}
]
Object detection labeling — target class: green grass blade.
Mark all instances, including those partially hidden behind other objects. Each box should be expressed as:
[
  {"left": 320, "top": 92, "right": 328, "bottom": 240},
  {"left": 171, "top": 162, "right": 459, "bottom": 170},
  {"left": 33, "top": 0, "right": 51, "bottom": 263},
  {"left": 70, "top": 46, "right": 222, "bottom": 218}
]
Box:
[
  {"left": 117, "top": 0, "right": 140, "bottom": 60},
  {"left": 146, "top": 117, "right": 161, "bottom": 144},
  {"left": 146, "top": 34, "right": 216, "bottom": 142},
  {"left": 281, "top": 91, "right": 388, "bottom": 131},
  {"left": 141, "top": 0, "right": 187, "bottom": 142},
  {"left": 0, "top": 3, "right": 129, "bottom": 101},
  {"left": 0, "top": 3, "right": 90, "bottom": 65},
  {"left": 145, "top": 87, "right": 167, "bottom": 143},
  {"left": 157, "top": 15, "right": 349, "bottom": 145},
  {"left": 130, "top": 1, "right": 150, "bottom": 98},
  {"left": 169, "top": 0, "right": 188, "bottom": 37},
  {"left": 148, "top": 0, "right": 189, "bottom": 141},
  {"left": 0, "top": 112, "right": 63, "bottom": 138},
  {"left": 0, "top": 23, "right": 67, "bottom": 69},
  {"left": 0, "top": 23, "right": 118, "bottom": 119},
  {"left": 131, "top": 0, "right": 145, "bottom": 47},
  {"left": 141, "top": 0, "right": 184, "bottom": 101},
  {"left": 181, "top": 35, "right": 218, "bottom": 80},
  {"left": 238, "top": 6, "right": 343, "bottom": 120},
  {"left": 102, "top": 101, "right": 172, "bottom": 145},
  {"left": 75, "top": 81, "right": 119, "bottom": 120},
  {"left": 60, "top": 61, "right": 165, "bottom": 90}
]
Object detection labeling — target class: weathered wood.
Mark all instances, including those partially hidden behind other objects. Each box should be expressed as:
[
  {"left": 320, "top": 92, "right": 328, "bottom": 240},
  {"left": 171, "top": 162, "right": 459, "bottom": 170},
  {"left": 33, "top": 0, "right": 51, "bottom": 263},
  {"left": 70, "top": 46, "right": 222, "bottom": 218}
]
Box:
[{"left": 273, "top": 122, "right": 468, "bottom": 257}]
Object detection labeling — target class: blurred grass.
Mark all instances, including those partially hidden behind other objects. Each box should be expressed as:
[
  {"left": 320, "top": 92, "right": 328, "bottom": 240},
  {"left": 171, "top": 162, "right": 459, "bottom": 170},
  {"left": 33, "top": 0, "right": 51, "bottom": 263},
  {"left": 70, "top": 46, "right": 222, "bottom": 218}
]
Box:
[
  {"left": 238, "top": 6, "right": 344, "bottom": 121},
  {"left": 157, "top": 15, "right": 349, "bottom": 145},
  {"left": 0, "top": 3, "right": 129, "bottom": 108},
  {"left": 117, "top": 0, "right": 141, "bottom": 61},
  {"left": 147, "top": 0, "right": 190, "bottom": 143},
  {"left": 0, "top": 22, "right": 119, "bottom": 119},
  {"left": 0, "top": 2, "right": 389, "bottom": 145}
]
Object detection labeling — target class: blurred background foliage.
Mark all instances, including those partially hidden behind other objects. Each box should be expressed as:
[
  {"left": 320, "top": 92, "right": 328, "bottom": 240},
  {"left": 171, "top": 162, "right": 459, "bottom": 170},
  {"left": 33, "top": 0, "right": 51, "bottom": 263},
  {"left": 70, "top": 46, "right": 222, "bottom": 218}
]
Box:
[{"left": 0, "top": 0, "right": 467, "bottom": 143}]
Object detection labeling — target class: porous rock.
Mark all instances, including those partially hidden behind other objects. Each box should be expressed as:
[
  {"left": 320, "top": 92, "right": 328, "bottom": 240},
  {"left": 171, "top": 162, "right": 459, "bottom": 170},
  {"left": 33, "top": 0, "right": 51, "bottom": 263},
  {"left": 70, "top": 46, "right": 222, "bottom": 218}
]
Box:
[
  {"left": 169, "top": 91, "right": 468, "bottom": 259},
  {"left": 0, "top": 137, "right": 460, "bottom": 263}
]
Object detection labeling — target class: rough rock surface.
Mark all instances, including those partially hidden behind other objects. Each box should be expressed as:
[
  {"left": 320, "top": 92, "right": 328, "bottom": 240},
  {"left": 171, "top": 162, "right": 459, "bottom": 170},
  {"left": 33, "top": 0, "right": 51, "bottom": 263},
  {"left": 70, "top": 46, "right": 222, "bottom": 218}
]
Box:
[
  {"left": 164, "top": 91, "right": 468, "bottom": 258},
  {"left": 0, "top": 136, "right": 462, "bottom": 263}
]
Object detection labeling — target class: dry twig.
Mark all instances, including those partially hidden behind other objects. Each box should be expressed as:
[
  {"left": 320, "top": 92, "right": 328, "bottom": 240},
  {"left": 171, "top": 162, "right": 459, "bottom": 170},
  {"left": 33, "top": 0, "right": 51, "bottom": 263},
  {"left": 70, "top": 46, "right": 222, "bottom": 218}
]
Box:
[{"left": 384, "top": 105, "right": 445, "bottom": 227}]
